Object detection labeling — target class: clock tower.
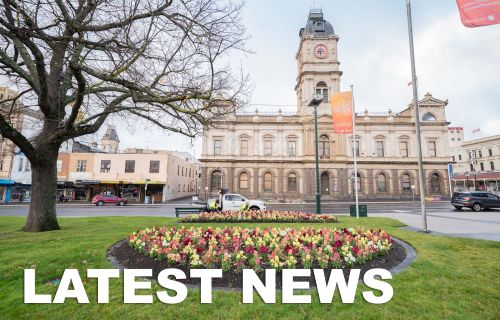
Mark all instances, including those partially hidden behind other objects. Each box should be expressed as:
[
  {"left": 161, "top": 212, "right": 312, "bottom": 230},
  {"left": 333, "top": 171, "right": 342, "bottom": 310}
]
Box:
[{"left": 295, "top": 9, "right": 342, "bottom": 115}]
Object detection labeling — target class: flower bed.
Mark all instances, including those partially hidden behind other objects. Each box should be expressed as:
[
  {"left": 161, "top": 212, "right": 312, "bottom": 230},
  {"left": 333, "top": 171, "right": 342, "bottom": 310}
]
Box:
[
  {"left": 128, "top": 226, "right": 393, "bottom": 272},
  {"left": 180, "top": 210, "right": 339, "bottom": 223}
]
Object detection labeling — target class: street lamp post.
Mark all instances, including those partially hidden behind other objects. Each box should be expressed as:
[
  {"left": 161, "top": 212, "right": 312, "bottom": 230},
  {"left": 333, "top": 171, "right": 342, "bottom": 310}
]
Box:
[
  {"left": 204, "top": 186, "right": 208, "bottom": 202},
  {"left": 309, "top": 94, "right": 324, "bottom": 214}
]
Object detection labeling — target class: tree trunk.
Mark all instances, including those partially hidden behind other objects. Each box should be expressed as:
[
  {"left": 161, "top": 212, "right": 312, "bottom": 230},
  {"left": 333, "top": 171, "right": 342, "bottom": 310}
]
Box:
[{"left": 23, "top": 146, "right": 60, "bottom": 232}]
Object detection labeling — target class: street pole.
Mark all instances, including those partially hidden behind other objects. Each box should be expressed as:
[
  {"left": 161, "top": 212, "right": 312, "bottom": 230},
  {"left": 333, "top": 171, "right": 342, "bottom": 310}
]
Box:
[
  {"left": 406, "top": 0, "right": 428, "bottom": 232},
  {"left": 351, "top": 85, "right": 360, "bottom": 219},
  {"left": 448, "top": 163, "right": 454, "bottom": 196},
  {"left": 218, "top": 166, "right": 224, "bottom": 190},
  {"left": 313, "top": 104, "right": 322, "bottom": 214}
]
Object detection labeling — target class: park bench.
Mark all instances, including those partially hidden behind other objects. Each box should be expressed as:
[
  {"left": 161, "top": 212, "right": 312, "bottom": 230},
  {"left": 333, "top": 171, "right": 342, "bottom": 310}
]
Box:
[{"left": 174, "top": 207, "right": 203, "bottom": 218}]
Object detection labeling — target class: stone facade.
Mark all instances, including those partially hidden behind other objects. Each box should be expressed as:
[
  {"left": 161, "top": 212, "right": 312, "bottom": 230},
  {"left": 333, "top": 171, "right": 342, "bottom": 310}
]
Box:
[
  {"left": 449, "top": 134, "right": 500, "bottom": 193},
  {"left": 0, "top": 86, "right": 24, "bottom": 203},
  {"left": 200, "top": 10, "right": 451, "bottom": 201}
]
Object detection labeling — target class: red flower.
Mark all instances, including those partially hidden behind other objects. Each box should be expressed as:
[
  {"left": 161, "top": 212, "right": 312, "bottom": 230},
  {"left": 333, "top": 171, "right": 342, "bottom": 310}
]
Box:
[
  {"left": 196, "top": 247, "right": 204, "bottom": 254},
  {"left": 259, "top": 246, "right": 270, "bottom": 254},
  {"left": 352, "top": 245, "right": 360, "bottom": 255},
  {"left": 244, "top": 246, "right": 255, "bottom": 254},
  {"left": 333, "top": 240, "right": 343, "bottom": 248},
  {"left": 182, "top": 237, "right": 192, "bottom": 246}
]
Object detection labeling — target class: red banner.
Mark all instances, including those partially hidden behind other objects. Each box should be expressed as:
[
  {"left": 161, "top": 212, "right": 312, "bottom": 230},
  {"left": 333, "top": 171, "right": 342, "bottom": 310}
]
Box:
[
  {"left": 331, "top": 91, "right": 353, "bottom": 134},
  {"left": 456, "top": 0, "right": 500, "bottom": 27}
]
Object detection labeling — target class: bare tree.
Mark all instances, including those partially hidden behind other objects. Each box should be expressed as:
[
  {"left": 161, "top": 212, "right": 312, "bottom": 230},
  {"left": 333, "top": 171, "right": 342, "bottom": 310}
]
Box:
[{"left": 0, "top": 0, "right": 249, "bottom": 231}]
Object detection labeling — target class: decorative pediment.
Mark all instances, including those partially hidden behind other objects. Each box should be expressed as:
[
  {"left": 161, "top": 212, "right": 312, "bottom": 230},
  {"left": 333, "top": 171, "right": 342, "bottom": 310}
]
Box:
[{"left": 397, "top": 93, "right": 448, "bottom": 116}]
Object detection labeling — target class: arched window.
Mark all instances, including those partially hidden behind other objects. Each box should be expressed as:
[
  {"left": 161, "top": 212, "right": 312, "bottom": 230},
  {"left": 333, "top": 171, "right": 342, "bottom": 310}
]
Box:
[
  {"left": 401, "top": 174, "right": 411, "bottom": 191},
  {"left": 355, "top": 173, "right": 362, "bottom": 192},
  {"left": 315, "top": 21, "right": 325, "bottom": 32},
  {"left": 319, "top": 134, "right": 330, "bottom": 158},
  {"left": 315, "top": 82, "right": 329, "bottom": 101},
  {"left": 430, "top": 173, "right": 441, "bottom": 194},
  {"left": 210, "top": 170, "right": 222, "bottom": 192},
  {"left": 422, "top": 113, "right": 437, "bottom": 121},
  {"left": 321, "top": 172, "right": 330, "bottom": 195},
  {"left": 377, "top": 173, "right": 387, "bottom": 192},
  {"left": 288, "top": 173, "right": 297, "bottom": 191},
  {"left": 239, "top": 172, "right": 249, "bottom": 190},
  {"left": 263, "top": 172, "right": 272, "bottom": 192}
]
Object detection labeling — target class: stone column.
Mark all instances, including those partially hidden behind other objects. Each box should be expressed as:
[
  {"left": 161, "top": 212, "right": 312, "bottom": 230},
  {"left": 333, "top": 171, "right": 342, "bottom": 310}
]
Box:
[
  {"left": 338, "top": 168, "right": 349, "bottom": 199},
  {"left": 302, "top": 168, "right": 309, "bottom": 198},
  {"left": 392, "top": 169, "right": 399, "bottom": 196},
  {"left": 201, "top": 166, "right": 208, "bottom": 200},
  {"left": 278, "top": 167, "right": 284, "bottom": 199},
  {"left": 367, "top": 169, "right": 374, "bottom": 199},
  {"left": 253, "top": 167, "right": 259, "bottom": 198},
  {"left": 228, "top": 167, "right": 234, "bottom": 192}
]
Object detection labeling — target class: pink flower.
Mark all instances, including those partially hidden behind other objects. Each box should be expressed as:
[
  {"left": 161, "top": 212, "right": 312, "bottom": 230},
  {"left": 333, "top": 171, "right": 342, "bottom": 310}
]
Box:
[{"left": 333, "top": 252, "right": 340, "bottom": 261}]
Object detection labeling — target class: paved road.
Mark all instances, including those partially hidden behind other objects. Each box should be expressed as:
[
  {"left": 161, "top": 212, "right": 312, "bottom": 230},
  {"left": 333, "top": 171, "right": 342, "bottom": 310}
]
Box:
[{"left": 1, "top": 201, "right": 499, "bottom": 241}]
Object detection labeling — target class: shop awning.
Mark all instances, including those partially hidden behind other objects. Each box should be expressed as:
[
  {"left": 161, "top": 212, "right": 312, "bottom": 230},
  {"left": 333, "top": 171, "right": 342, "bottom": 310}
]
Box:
[
  {"left": 75, "top": 180, "right": 101, "bottom": 185},
  {"left": 57, "top": 181, "right": 75, "bottom": 188},
  {"left": 100, "top": 180, "right": 166, "bottom": 185},
  {"left": 452, "top": 172, "right": 500, "bottom": 180},
  {"left": 0, "top": 179, "right": 15, "bottom": 185}
]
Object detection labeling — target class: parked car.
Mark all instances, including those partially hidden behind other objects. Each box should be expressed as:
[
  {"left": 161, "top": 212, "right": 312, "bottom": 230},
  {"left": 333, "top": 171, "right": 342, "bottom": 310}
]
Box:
[
  {"left": 207, "top": 193, "right": 266, "bottom": 212},
  {"left": 92, "top": 194, "right": 128, "bottom": 206},
  {"left": 451, "top": 192, "right": 500, "bottom": 211}
]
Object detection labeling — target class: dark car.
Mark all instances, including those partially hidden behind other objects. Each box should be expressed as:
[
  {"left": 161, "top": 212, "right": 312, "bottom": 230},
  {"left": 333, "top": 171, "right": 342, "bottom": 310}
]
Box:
[
  {"left": 451, "top": 192, "right": 500, "bottom": 211},
  {"left": 92, "top": 194, "right": 128, "bottom": 206}
]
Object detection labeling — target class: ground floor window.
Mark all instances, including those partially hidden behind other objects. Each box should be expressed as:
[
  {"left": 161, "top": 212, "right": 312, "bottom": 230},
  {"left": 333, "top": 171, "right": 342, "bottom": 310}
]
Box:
[
  {"left": 239, "top": 172, "right": 249, "bottom": 190},
  {"left": 321, "top": 172, "right": 330, "bottom": 195},
  {"left": 401, "top": 174, "right": 411, "bottom": 191},
  {"left": 121, "top": 186, "right": 140, "bottom": 201},
  {"left": 263, "top": 172, "right": 272, "bottom": 192},
  {"left": 10, "top": 186, "right": 31, "bottom": 202},
  {"left": 288, "top": 172, "right": 297, "bottom": 191},
  {"left": 74, "top": 188, "right": 89, "bottom": 201},
  {"left": 355, "top": 173, "right": 361, "bottom": 192},
  {"left": 211, "top": 170, "right": 222, "bottom": 192},
  {"left": 430, "top": 173, "right": 441, "bottom": 194},
  {"left": 377, "top": 173, "right": 387, "bottom": 192}
]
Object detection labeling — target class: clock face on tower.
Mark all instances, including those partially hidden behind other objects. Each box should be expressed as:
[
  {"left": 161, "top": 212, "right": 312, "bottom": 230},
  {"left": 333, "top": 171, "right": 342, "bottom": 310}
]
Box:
[{"left": 314, "top": 44, "right": 328, "bottom": 59}]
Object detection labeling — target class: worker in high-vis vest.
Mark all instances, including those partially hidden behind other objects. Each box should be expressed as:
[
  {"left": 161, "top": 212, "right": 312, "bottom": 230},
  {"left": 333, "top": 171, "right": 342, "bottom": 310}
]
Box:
[
  {"left": 208, "top": 200, "right": 218, "bottom": 211},
  {"left": 239, "top": 202, "right": 249, "bottom": 212}
]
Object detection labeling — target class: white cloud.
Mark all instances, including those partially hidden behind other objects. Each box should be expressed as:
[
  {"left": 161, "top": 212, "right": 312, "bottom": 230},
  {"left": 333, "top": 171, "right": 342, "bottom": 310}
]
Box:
[{"left": 106, "top": 9, "right": 500, "bottom": 153}]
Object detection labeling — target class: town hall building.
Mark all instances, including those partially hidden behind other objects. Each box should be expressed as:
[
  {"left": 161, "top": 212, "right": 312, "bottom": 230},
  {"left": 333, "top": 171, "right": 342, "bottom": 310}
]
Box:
[{"left": 200, "top": 9, "right": 451, "bottom": 201}]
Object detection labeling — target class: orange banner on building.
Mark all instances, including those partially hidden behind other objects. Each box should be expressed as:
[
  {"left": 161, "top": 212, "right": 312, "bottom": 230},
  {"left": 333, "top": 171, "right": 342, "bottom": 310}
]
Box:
[
  {"left": 331, "top": 91, "right": 353, "bottom": 134},
  {"left": 456, "top": 0, "right": 500, "bottom": 27}
]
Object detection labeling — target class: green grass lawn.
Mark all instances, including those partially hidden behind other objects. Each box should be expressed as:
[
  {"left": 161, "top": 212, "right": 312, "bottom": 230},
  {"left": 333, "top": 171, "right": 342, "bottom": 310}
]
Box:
[{"left": 0, "top": 216, "right": 499, "bottom": 320}]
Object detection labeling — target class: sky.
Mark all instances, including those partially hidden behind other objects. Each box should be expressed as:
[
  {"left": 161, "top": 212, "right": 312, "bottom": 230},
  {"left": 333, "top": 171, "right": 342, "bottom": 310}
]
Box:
[{"left": 88, "top": 0, "right": 500, "bottom": 156}]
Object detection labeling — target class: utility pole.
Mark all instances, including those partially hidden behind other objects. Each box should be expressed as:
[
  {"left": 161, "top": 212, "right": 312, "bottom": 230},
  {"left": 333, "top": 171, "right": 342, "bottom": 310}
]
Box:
[{"left": 406, "top": 0, "right": 428, "bottom": 232}]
